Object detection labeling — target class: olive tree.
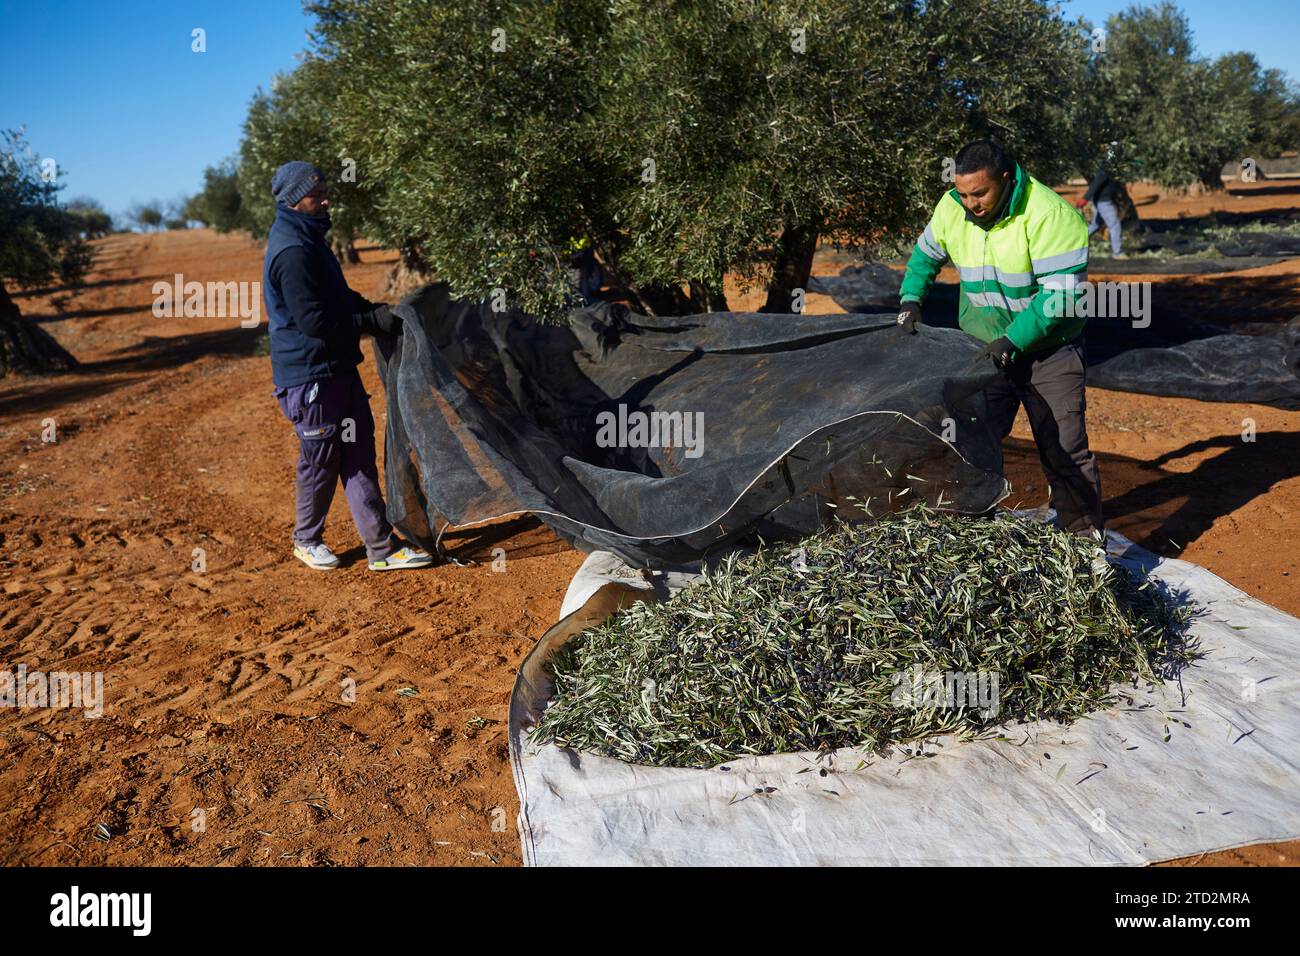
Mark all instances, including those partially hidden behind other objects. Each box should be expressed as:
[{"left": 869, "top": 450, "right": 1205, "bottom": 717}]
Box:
[
  {"left": 596, "top": 0, "right": 1086, "bottom": 312},
  {"left": 130, "top": 202, "right": 164, "bottom": 232},
  {"left": 65, "top": 197, "right": 114, "bottom": 239},
  {"left": 0, "top": 129, "right": 87, "bottom": 375},
  {"left": 1214, "top": 51, "right": 1300, "bottom": 165},
  {"left": 237, "top": 59, "right": 369, "bottom": 261},
  {"left": 299, "top": 0, "right": 1085, "bottom": 317},
  {"left": 1080, "top": 3, "right": 1257, "bottom": 191},
  {"left": 306, "top": 0, "right": 611, "bottom": 311},
  {"left": 186, "top": 157, "right": 258, "bottom": 234}
]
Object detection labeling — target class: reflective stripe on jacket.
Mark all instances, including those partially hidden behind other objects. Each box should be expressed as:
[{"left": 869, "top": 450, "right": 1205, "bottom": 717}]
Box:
[{"left": 899, "top": 165, "right": 1089, "bottom": 356}]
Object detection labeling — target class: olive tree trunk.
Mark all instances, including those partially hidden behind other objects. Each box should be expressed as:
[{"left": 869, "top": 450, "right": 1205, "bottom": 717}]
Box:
[
  {"left": 0, "top": 281, "right": 78, "bottom": 377},
  {"left": 760, "top": 220, "right": 819, "bottom": 314}
]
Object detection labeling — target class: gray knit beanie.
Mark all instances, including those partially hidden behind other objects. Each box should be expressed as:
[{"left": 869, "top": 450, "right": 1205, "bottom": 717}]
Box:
[{"left": 271, "top": 161, "right": 326, "bottom": 207}]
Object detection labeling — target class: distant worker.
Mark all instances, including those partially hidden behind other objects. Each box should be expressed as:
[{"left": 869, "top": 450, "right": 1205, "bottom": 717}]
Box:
[
  {"left": 1077, "top": 156, "right": 1127, "bottom": 259},
  {"left": 569, "top": 237, "right": 604, "bottom": 304},
  {"left": 895, "top": 141, "right": 1104, "bottom": 536},
  {"left": 263, "top": 160, "right": 433, "bottom": 572}
]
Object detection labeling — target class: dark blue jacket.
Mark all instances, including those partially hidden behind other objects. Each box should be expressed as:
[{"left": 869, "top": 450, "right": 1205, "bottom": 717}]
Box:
[
  {"left": 1084, "top": 166, "right": 1121, "bottom": 204},
  {"left": 263, "top": 205, "right": 388, "bottom": 388}
]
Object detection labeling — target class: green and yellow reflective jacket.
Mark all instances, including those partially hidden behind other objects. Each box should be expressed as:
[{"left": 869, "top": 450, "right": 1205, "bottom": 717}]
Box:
[{"left": 899, "top": 165, "right": 1089, "bottom": 356}]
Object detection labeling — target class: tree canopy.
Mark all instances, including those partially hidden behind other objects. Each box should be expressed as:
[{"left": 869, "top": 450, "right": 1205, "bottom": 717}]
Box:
[
  {"left": 1076, "top": 2, "right": 1298, "bottom": 189},
  {"left": 185, "top": 158, "right": 258, "bottom": 233},
  {"left": 0, "top": 128, "right": 87, "bottom": 375},
  {"left": 1, "top": 129, "right": 92, "bottom": 291},
  {"left": 237, "top": 58, "right": 369, "bottom": 260},
  {"left": 65, "top": 197, "right": 115, "bottom": 239},
  {"left": 295, "top": 0, "right": 1088, "bottom": 316},
  {"left": 226, "top": 0, "right": 1299, "bottom": 316}
]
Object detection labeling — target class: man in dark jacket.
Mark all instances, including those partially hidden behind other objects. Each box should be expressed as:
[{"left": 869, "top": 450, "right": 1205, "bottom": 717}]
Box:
[
  {"left": 1077, "top": 160, "right": 1127, "bottom": 259},
  {"left": 264, "top": 160, "right": 432, "bottom": 571}
]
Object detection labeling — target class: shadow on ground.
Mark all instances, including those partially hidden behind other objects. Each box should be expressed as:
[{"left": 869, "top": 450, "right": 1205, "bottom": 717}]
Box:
[
  {"left": 0, "top": 325, "right": 268, "bottom": 418},
  {"left": 1003, "top": 432, "right": 1300, "bottom": 556}
]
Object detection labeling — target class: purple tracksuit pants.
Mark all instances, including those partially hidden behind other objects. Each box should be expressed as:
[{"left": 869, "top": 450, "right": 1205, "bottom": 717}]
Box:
[{"left": 275, "top": 370, "right": 397, "bottom": 562}]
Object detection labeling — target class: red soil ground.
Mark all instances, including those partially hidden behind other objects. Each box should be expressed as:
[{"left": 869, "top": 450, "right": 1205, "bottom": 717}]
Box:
[{"left": 2, "top": 179, "right": 1297, "bottom": 866}]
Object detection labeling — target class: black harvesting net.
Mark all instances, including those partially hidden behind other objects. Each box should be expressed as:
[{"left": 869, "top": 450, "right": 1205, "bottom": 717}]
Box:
[{"left": 373, "top": 284, "right": 1010, "bottom": 567}]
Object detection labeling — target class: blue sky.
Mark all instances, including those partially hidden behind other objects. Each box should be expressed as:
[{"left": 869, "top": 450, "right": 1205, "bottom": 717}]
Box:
[
  {"left": 1064, "top": 0, "right": 1300, "bottom": 76},
  {"left": 3, "top": 0, "right": 1297, "bottom": 221},
  {"left": 3, "top": 0, "right": 313, "bottom": 219}
]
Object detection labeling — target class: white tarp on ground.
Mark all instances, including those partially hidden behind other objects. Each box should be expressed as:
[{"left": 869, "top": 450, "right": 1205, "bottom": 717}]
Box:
[{"left": 508, "top": 528, "right": 1300, "bottom": 866}]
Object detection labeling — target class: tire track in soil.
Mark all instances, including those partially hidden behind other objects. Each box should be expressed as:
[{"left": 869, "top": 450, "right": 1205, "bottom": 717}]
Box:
[{"left": 1, "top": 230, "right": 583, "bottom": 865}]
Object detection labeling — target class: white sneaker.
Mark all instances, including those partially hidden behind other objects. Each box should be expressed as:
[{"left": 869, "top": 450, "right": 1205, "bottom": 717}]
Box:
[
  {"left": 294, "top": 543, "right": 341, "bottom": 570},
  {"left": 368, "top": 546, "right": 435, "bottom": 572}
]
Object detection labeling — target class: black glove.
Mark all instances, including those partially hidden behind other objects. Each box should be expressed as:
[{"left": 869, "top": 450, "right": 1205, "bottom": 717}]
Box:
[
  {"left": 369, "top": 303, "right": 402, "bottom": 337},
  {"left": 896, "top": 301, "right": 923, "bottom": 334},
  {"left": 977, "top": 336, "right": 1016, "bottom": 371}
]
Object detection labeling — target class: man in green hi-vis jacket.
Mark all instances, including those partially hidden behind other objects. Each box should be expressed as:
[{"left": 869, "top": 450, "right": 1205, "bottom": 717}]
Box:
[{"left": 896, "top": 140, "right": 1104, "bottom": 535}]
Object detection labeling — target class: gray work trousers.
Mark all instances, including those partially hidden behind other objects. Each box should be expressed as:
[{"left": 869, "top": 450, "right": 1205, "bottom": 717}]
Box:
[
  {"left": 986, "top": 338, "right": 1105, "bottom": 534},
  {"left": 1087, "top": 199, "right": 1123, "bottom": 256}
]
